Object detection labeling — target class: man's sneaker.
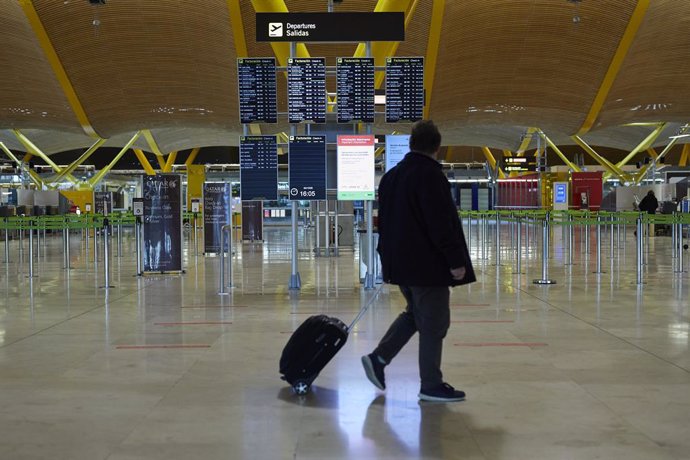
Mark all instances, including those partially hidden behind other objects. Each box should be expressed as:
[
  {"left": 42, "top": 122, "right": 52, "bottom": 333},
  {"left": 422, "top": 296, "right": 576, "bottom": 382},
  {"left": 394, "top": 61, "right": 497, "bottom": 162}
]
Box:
[
  {"left": 361, "top": 354, "right": 386, "bottom": 390},
  {"left": 418, "top": 383, "right": 466, "bottom": 402}
]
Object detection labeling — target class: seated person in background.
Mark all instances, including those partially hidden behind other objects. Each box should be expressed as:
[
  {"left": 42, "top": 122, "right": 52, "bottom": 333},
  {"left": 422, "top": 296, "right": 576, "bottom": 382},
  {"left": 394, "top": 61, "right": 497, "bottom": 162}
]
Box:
[{"left": 638, "top": 190, "right": 659, "bottom": 214}]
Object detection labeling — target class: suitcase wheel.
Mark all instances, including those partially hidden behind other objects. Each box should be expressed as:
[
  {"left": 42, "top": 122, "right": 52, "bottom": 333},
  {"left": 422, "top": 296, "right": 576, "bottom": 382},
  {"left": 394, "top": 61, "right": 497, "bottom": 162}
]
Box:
[{"left": 293, "top": 379, "right": 310, "bottom": 395}]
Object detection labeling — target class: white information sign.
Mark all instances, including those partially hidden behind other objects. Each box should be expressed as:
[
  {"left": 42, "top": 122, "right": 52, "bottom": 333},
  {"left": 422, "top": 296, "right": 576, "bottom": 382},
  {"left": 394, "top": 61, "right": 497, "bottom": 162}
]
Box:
[
  {"left": 337, "top": 135, "right": 376, "bottom": 200},
  {"left": 385, "top": 134, "right": 410, "bottom": 172}
]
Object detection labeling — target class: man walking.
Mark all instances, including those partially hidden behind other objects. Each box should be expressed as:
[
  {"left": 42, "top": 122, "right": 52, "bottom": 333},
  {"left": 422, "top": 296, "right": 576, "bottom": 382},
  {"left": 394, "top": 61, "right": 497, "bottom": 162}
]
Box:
[{"left": 361, "top": 120, "right": 476, "bottom": 402}]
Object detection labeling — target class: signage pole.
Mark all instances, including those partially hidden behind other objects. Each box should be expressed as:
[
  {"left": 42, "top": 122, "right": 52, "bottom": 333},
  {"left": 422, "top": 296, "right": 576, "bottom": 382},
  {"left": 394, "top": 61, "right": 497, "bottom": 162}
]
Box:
[
  {"left": 135, "top": 216, "right": 142, "bottom": 276},
  {"left": 65, "top": 219, "right": 71, "bottom": 270},
  {"left": 363, "top": 41, "right": 376, "bottom": 289},
  {"left": 28, "top": 220, "right": 35, "bottom": 278},
  {"left": 4, "top": 219, "right": 9, "bottom": 264},
  {"left": 287, "top": 41, "right": 302, "bottom": 290}
]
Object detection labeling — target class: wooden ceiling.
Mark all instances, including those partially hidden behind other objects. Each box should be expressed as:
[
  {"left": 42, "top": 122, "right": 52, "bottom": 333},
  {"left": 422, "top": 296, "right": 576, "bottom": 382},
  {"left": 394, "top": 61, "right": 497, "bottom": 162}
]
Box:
[{"left": 1, "top": 0, "right": 689, "bottom": 155}]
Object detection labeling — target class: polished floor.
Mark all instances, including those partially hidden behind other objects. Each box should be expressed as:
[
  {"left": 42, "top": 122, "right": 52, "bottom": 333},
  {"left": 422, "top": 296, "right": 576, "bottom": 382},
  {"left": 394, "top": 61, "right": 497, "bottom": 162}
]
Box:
[{"left": 0, "top": 222, "right": 689, "bottom": 459}]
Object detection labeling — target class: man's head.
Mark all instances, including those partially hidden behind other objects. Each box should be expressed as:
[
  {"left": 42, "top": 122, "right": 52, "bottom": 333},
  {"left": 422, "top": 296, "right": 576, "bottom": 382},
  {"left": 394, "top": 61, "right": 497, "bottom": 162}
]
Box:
[
  {"left": 648, "top": 190, "right": 655, "bottom": 196},
  {"left": 410, "top": 120, "right": 442, "bottom": 156}
]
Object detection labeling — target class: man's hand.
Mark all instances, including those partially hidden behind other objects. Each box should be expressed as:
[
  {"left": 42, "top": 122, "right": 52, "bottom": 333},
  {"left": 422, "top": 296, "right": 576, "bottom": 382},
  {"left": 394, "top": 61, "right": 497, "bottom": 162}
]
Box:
[{"left": 450, "top": 266, "right": 466, "bottom": 281}]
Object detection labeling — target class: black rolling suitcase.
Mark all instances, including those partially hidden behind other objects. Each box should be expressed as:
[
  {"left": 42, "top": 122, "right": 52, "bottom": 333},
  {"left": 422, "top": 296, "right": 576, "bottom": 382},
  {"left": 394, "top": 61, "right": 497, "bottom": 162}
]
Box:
[{"left": 280, "top": 288, "right": 382, "bottom": 395}]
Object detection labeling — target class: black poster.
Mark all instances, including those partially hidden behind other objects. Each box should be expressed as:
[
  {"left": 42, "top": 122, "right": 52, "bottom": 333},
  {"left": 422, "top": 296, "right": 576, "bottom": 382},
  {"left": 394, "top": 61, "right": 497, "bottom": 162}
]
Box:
[
  {"left": 203, "top": 182, "right": 231, "bottom": 254},
  {"left": 143, "top": 174, "right": 182, "bottom": 273},
  {"left": 94, "top": 191, "right": 113, "bottom": 215}
]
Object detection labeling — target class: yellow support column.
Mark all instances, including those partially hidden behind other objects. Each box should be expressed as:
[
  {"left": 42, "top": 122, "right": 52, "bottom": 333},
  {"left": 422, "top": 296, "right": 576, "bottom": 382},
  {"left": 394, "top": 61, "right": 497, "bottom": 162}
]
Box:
[
  {"left": 481, "top": 147, "right": 505, "bottom": 179},
  {"left": 0, "top": 142, "right": 45, "bottom": 188},
  {"left": 185, "top": 147, "right": 200, "bottom": 167},
  {"left": 187, "top": 164, "right": 206, "bottom": 210},
  {"left": 352, "top": 0, "right": 416, "bottom": 89},
  {"left": 51, "top": 138, "right": 107, "bottom": 183},
  {"left": 679, "top": 144, "right": 690, "bottom": 167},
  {"left": 516, "top": 128, "right": 536, "bottom": 155},
  {"left": 18, "top": 0, "right": 102, "bottom": 138},
  {"left": 133, "top": 149, "right": 156, "bottom": 176},
  {"left": 571, "top": 135, "right": 632, "bottom": 182},
  {"left": 89, "top": 133, "right": 141, "bottom": 187},
  {"left": 539, "top": 132, "right": 581, "bottom": 172},
  {"left": 423, "top": 0, "right": 444, "bottom": 118},
  {"left": 12, "top": 129, "right": 79, "bottom": 184},
  {"left": 163, "top": 152, "right": 178, "bottom": 173},
  {"left": 576, "top": 0, "right": 651, "bottom": 136},
  {"left": 616, "top": 123, "right": 667, "bottom": 168}
]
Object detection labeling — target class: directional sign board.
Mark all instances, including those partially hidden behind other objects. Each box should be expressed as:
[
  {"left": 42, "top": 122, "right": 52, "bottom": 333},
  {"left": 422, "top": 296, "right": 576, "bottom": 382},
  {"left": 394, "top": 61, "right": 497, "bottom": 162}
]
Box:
[
  {"left": 237, "top": 58, "right": 277, "bottom": 124},
  {"left": 337, "top": 135, "right": 375, "bottom": 201},
  {"left": 239, "top": 136, "right": 278, "bottom": 201},
  {"left": 336, "top": 57, "right": 375, "bottom": 123},
  {"left": 385, "top": 57, "right": 424, "bottom": 123},
  {"left": 288, "top": 57, "right": 326, "bottom": 124},
  {"left": 289, "top": 135, "right": 326, "bottom": 201}
]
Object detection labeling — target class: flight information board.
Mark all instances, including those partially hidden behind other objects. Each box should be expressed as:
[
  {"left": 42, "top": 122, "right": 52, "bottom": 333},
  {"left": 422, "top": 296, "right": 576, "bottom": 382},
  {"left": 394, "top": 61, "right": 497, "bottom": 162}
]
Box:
[
  {"left": 288, "top": 136, "right": 327, "bottom": 201},
  {"left": 336, "top": 57, "right": 375, "bottom": 123},
  {"left": 239, "top": 136, "right": 278, "bottom": 201},
  {"left": 385, "top": 57, "right": 424, "bottom": 123},
  {"left": 288, "top": 57, "right": 326, "bottom": 124},
  {"left": 237, "top": 58, "right": 277, "bottom": 124}
]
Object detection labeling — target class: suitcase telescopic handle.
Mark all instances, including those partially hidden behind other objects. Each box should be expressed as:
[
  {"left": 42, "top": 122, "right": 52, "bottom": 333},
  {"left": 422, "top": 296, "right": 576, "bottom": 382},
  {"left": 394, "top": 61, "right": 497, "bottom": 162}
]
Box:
[{"left": 348, "top": 284, "right": 385, "bottom": 331}]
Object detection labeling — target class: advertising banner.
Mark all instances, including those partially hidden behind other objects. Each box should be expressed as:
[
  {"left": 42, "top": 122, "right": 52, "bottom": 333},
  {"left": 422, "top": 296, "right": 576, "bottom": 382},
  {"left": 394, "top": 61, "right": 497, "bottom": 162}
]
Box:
[
  {"left": 203, "top": 182, "right": 231, "bottom": 254},
  {"left": 143, "top": 174, "right": 182, "bottom": 273},
  {"left": 337, "top": 135, "right": 375, "bottom": 200}
]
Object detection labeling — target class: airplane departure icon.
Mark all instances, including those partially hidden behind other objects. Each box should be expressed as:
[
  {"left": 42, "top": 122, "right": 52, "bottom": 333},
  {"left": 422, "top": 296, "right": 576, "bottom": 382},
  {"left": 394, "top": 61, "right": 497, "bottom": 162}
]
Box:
[{"left": 269, "top": 23, "right": 283, "bottom": 37}]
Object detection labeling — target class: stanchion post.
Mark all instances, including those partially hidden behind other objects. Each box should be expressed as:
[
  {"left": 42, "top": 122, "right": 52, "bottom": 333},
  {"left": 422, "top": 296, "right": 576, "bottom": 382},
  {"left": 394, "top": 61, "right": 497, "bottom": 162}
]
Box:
[
  {"left": 494, "top": 212, "right": 501, "bottom": 266},
  {"left": 594, "top": 214, "right": 604, "bottom": 274},
  {"left": 28, "top": 220, "right": 35, "bottom": 278},
  {"left": 117, "top": 221, "right": 122, "bottom": 257},
  {"left": 533, "top": 213, "right": 555, "bottom": 285},
  {"left": 65, "top": 219, "right": 71, "bottom": 270},
  {"left": 193, "top": 212, "right": 198, "bottom": 257},
  {"left": 636, "top": 215, "right": 643, "bottom": 284},
  {"left": 135, "top": 216, "right": 142, "bottom": 276},
  {"left": 289, "top": 201, "right": 301, "bottom": 289},
  {"left": 514, "top": 216, "right": 523, "bottom": 275},
  {"left": 679, "top": 219, "right": 684, "bottom": 273},
  {"left": 566, "top": 214, "right": 574, "bottom": 265},
  {"left": 94, "top": 220, "right": 99, "bottom": 265},
  {"left": 364, "top": 201, "right": 375, "bottom": 289},
  {"left": 609, "top": 214, "right": 614, "bottom": 261},
  {"left": 4, "top": 218, "right": 9, "bottom": 264},
  {"left": 102, "top": 218, "right": 112, "bottom": 289}
]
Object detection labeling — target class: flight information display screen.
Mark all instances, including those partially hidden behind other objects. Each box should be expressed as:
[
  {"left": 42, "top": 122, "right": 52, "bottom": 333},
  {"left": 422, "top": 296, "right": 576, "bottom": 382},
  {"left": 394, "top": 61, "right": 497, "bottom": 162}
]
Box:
[
  {"left": 385, "top": 57, "right": 424, "bottom": 123},
  {"left": 288, "top": 57, "right": 327, "bottom": 123},
  {"left": 237, "top": 58, "right": 277, "bottom": 124},
  {"left": 239, "top": 136, "right": 278, "bottom": 201},
  {"left": 288, "top": 136, "right": 327, "bottom": 201},
  {"left": 336, "top": 57, "right": 375, "bottom": 123}
]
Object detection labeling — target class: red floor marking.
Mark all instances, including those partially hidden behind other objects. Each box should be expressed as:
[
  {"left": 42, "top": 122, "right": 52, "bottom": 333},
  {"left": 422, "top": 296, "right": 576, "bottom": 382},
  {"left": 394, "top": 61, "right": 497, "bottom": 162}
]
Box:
[
  {"left": 116, "top": 344, "right": 211, "bottom": 349},
  {"left": 154, "top": 322, "right": 233, "bottom": 326},
  {"left": 454, "top": 342, "right": 547, "bottom": 347},
  {"left": 451, "top": 320, "right": 515, "bottom": 323},
  {"left": 180, "top": 305, "right": 248, "bottom": 309}
]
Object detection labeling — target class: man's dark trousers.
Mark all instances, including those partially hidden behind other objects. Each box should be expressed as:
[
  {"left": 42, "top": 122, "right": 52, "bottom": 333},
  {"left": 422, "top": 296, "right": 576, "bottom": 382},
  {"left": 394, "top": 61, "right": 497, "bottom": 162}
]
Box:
[{"left": 373, "top": 285, "right": 450, "bottom": 389}]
